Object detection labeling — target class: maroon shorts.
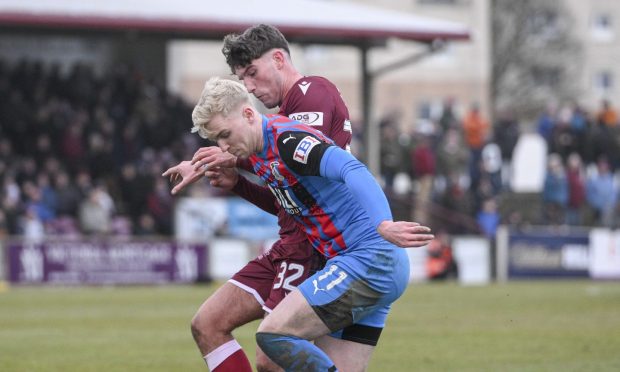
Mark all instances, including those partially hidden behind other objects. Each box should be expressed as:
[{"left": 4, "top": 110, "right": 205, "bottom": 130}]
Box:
[{"left": 230, "top": 240, "right": 326, "bottom": 312}]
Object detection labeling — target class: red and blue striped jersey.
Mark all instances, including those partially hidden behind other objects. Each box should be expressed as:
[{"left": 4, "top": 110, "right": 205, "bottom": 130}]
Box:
[{"left": 249, "top": 114, "right": 385, "bottom": 258}]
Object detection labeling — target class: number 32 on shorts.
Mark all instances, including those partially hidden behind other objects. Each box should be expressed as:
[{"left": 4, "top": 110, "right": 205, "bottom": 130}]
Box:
[{"left": 273, "top": 262, "right": 304, "bottom": 292}]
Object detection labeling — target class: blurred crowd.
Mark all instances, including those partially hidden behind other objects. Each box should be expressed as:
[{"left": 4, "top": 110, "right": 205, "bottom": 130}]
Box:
[
  {"left": 377, "top": 97, "right": 620, "bottom": 237},
  {"left": 0, "top": 59, "right": 202, "bottom": 239},
  {"left": 2, "top": 59, "right": 620, "bottom": 241}
]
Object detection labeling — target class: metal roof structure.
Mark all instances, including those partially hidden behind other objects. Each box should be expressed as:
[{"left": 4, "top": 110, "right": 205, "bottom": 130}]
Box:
[
  {"left": 0, "top": 0, "right": 468, "bottom": 44},
  {"left": 0, "top": 0, "right": 470, "bottom": 174}
]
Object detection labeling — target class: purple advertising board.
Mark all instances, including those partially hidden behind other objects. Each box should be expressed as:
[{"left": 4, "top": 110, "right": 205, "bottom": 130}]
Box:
[{"left": 7, "top": 239, "right": 207, "bottom": 285}]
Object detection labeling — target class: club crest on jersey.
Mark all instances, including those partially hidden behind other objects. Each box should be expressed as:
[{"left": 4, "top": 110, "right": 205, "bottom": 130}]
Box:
[
  {"left": 293, "top": 136, "right": 321, "bottom": 164},
  {"left": 269, "top": 161, "right": 285, "bottom": 181},
  {"left": 298, "top": 81, "right": 311, "bottom": 95},
  {"left": 289, "top": 112, "right": 324, "bottom": 126},
  {"left": 344, "top": 119, "right": 352, "bottom": 133}
]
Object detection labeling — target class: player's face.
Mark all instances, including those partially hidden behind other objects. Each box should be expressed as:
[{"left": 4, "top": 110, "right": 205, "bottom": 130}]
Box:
[
  {"left": 235, "top": 51, "right": 283, "bottom": 109},
  {"left": 208, "top": 110, "right": 253, "bottom": 158}
]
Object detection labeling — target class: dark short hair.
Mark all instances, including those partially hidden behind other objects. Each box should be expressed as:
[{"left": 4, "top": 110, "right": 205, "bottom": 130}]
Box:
[{"left": 222, "top": 24, "right": 291, "bottom": 73}]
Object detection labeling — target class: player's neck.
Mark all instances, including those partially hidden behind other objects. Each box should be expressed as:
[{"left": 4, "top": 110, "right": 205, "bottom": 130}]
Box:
[
  {"left": 251, "top": 114, "right": 264, "bottom": 153},
  {"left": 281, "top": 70, "right": 304, "bottom": 102}
]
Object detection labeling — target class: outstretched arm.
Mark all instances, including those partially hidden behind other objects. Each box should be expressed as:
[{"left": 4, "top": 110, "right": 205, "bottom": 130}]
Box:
[{"left": 319, "top": 147, "right": 433, "bottom": 247}]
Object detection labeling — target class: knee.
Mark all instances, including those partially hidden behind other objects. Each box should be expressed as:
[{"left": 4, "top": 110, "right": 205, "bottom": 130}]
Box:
[
  {"left": 190, "top": 311, "right": 207, "bottom": 341},
  {"left": 190, "top": 307, "right": 227, "bottom": 341}
]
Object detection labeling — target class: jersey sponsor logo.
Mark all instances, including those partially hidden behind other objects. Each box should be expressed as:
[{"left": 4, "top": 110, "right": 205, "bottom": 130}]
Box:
[
  {"left": 293, "top": 136, "right": 321, "bottom": 164},
  {"left": 270, "top": 161, "right": 285, "bottom": 181},
  {"left": 282, "top": 134, "right": 296, "bottom": 144},
  {"left": 343, "top": 119, "right": 352, "bottom": 133},
  {"left": 267, "top": 184, "right": 302, "bottom": 215},
  {"left": 298, "top": 81, "right": 311, "bottom": 95},
  {"left": 289, "top": 112, "right": 324, "bottom": 126}
]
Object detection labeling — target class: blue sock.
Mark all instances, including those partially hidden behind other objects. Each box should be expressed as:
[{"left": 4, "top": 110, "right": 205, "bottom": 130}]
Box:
[{"left": 256, "top": 332, "right": 337, "bottom": 372}]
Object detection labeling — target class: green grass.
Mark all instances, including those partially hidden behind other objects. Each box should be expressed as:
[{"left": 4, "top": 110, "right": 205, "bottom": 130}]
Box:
[{"left": 1, "top": 281, "right": 619, "bottom": 371}]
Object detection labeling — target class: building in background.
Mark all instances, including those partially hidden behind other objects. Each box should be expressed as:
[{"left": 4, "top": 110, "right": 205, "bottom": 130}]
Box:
[
  {"left": 565, "top": 0, "right": 620, "bottom": 109},
  {"left": 168, "top": 0, "right": 490, "bottom": 134}
]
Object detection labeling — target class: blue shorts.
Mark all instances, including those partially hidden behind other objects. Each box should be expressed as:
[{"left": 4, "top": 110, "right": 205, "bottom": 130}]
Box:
[{"left": 297, "top": 245, "right": 410, "bottom": 332}]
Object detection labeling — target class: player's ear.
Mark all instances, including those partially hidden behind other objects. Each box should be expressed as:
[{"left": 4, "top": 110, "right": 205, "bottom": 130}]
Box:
[
  {"left": 242, "top": 106, "right": 254, "bottom": 123},
  {"left": 272, "top": 49, "right": 285, "bottom": 69}
]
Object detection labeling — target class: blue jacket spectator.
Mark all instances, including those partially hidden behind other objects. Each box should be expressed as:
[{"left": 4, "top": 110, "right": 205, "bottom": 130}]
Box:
[{"left": 586, "top": 158, "right": 618, "bottom": 227}]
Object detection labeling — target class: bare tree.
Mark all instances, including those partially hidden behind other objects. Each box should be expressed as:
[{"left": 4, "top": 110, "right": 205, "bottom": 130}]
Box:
[{"left": 492, "top": 0, "right": 582, "bottom": 119}]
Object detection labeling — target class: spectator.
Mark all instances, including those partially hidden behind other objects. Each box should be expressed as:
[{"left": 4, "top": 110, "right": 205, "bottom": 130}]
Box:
[
  {"left": 477, "top": 198, "right": 500, "bottom": 239},
  {"left": 146, "top": 178, "right": 174, "bottom": 234},
  {"left": 542, "top": 154, "right": 568, "bottom": 225},
  {"left": 462, "top": 103, "right": 490, "bottom": 193},
  {"left": 78, "top": 186, "right": 115, "bottom": 234},
  {"left": 411, "top": 134, "right": 436, "bottom": 223},
  {"left": 569, "top": 103, "right": 588, "bottom": 158},
  {"left": 438, "top": 97, "right": 459, "bottom": 134},
  {"left": 537, "top": 104, "right": 557, "bottom": 146},
  {"left": 21, "top": 206, "right": 45, "bottom": 241},
  {"left": 425, "top": 231, "right": 457, "bottom": 280},
  {"left": 135, "top": 213, "right": 157, "bottom": 236},
  {"left": 379, "top": 116, "right": 404, "bottom": 189},
  {"left": 565, "top": 153, "right": 586, "bottom": 225},
  {"left": 53, "top": 172, "right": 81, "bottom": 217},
  {"left": 436, "top": 127, "right": 468, "bottom": 181},
  {"left": 550, "top": 106, "right": 576, "bottom": 160},
  {"left": 597, "top": 99, "right": 619, "bottom": 127},
  {"left": 493, "top": 109, "right": 520, "bottom": 167},
  {"left": 586, "top": 158, "right": 617, "bottom": 227}
]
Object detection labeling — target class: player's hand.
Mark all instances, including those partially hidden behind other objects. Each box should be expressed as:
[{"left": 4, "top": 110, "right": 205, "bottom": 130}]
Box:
[
  {"left": 162, "top": 160, "right": 204, "bottom": 195},
  {"left": 191, "top": 146, "right": 237, "bottom": 171},
  {"left": 205, "top": 166, "right": 239, "bottom": 190},
  {"left": 377, "top": 221, "right": 434, "bottom": 248}
]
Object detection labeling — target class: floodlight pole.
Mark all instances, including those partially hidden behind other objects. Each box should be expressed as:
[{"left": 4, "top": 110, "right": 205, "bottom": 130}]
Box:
[{"left": 360, "top": 45, "right": 379, "bottom": 176}]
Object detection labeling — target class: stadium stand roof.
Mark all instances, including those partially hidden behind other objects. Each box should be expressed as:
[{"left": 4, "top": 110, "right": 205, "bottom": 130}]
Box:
[
  {"left": 0, "top": 0, "right": 469, "bottom": 174},
  {"left": 0, "top": 0, "right": 468, "bottom": 45}
]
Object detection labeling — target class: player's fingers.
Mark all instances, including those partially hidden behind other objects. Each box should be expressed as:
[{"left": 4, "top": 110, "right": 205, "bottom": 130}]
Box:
[
  {"left": 193, "top": 160, "right": 207, "bottom": 171},
  {"left": 412, "top": 226, "right": 432, "bottom": 233},
  {"left": 204, "top": 170, "right": 220, "bottom": 179},
  {"left": 190, "top": 152, "right": 207, "bottom": 165},
  {"left": 209, "top": 156, "right": 230, "bottom": 168},
  {"left": 162, "top": 167, "right": 175, "bottom": 177},
  {"left": 401, "top": 225, "right": 431, "bottom": 234},
  {"left": 406, "top": 241, "right": 430, "bottom": 248},
  {"left": 412, "top": 233, "right": 434, "bottom": 240},
  {"left": 191, "top": 147, "right": 219, "bottom": 163}
]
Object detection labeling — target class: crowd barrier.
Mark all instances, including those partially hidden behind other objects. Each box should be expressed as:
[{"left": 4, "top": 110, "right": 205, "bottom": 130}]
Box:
[
  {"left": 496, "top": 226, "right": 620, "bottom": 281},
  {"left": 3, "top": 224, "right": 619, "bottom": 286}
]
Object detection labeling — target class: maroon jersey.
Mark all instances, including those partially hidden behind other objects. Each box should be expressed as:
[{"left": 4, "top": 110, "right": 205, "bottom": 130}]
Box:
[
  {"left": 280, "top": 76, "right": 352, "bottom": 152},
  {"left": 235, "top": 76, "right": 352, "bottom": 245}
]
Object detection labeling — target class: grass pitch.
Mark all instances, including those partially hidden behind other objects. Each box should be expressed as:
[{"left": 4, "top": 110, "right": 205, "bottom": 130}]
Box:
[{"left": 1, "top": 281, "right": 619, "bottom": 371}]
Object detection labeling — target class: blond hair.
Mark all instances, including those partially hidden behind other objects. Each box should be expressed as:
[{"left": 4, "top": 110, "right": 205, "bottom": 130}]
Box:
[{"left": 191, "top": 77, "right": 251, "bottom": 140}]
